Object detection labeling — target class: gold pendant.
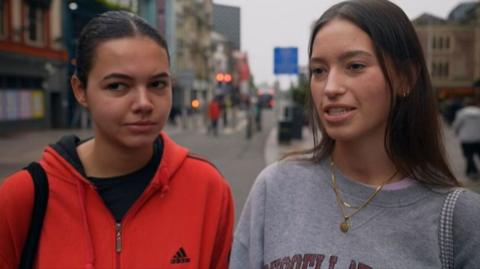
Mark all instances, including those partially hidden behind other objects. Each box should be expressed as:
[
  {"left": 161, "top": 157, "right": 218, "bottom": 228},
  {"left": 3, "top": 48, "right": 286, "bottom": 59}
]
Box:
[{"left": 340, "top": 221, "right": 349, "bottom": 233}]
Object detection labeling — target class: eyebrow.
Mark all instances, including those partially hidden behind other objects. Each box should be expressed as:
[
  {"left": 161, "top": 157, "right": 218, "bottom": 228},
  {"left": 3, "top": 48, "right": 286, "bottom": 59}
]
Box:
[
  {"left": 102, "top": 72, "right": 170, "bottom": 81},
  {"left": 310, "top": 50, "right": 374, "bottom": 64}
]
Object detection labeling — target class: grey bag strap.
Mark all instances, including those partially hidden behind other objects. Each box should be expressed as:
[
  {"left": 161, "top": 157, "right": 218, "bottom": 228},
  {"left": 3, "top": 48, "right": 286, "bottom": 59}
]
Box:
[{"left": 439, "top": 188, "right": 464, "bottom": 269}]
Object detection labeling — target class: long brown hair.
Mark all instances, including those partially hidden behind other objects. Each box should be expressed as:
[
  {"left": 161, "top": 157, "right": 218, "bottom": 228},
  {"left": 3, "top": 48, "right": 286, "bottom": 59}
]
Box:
[{"left": 292, "top": 0, "right": 459, "bottom": 187}]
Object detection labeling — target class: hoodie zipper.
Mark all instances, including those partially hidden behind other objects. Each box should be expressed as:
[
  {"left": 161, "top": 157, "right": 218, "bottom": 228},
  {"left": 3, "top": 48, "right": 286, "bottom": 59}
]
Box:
[
  {"left": 115, "top": 222, "right": 122, "bottom": 268},
  {"left": 112, "top": 184, "right": 165, "bottom": 269}
]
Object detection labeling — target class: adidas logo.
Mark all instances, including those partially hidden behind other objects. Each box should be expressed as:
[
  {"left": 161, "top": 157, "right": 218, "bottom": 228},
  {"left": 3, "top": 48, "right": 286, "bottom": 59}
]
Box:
[{"left": 170, "top": 247, "right": 191, "bottom": 264}]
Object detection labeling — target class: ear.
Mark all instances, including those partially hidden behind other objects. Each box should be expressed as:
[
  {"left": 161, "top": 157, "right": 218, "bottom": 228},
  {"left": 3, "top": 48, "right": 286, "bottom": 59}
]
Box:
[
  {"left": 394, "top": 62, "right": 419, "bottom": 97},
  {"left": 394, "top": 75, "right": 410, "bottom": 97},
  {"left": 71, "top": 75, "right": 88, "bottom": 108}
]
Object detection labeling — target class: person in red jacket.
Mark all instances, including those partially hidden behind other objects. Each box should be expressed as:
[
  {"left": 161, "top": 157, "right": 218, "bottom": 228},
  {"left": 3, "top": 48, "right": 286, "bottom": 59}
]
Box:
[
  {"left": 208, "top": 98, "right": 221, "bottom": 136},
  {"left": 0, "top": 11, "right": 234, "bottom": 269}
]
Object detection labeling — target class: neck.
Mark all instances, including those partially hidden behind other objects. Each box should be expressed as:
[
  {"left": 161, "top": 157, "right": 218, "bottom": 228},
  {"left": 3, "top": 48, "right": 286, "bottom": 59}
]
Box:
[
  {"left": 78, "top": 137, "right": 154, "bottom": 178},
  {"left": 332, "top": 139, "right": 399, "bottom": 186}
]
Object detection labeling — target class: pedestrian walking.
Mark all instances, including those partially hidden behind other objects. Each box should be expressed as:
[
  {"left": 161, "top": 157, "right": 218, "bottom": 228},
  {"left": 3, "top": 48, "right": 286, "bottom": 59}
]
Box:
[
  {"left": 0, "top": 11, "right": 233, "bottom": 269},
  {"left": 230, "top": 1, "right": 480, "bottom": 268},
  {"left": 453, "top": 97, "right": 480, "bottom": 180},
  {"left": 208, "top": 97, "right": 221, "bottom": 136}
]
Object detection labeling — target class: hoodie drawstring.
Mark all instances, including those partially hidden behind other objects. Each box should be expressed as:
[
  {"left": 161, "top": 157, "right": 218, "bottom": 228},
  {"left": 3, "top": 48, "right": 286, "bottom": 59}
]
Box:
[{"left": 76, "top": 181, "right": 95, "bottom": 269}]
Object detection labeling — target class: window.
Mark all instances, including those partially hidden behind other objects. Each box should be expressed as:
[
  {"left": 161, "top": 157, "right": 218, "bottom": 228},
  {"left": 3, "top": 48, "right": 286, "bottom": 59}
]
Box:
[
  {"left": 25, "top": 4, "right": 45, "bottom": 45},
  {"left": 0, "top": 0, "right": 6, "bottom": 38},
  {"left": 431, "top": 61, "right": 449, "bottom": 78},
  {"left": 442, "top": 62, "right": 449, "bottom": 78},
  {"left": 432, "top": 36, "right": 453, "bottom": 51}
]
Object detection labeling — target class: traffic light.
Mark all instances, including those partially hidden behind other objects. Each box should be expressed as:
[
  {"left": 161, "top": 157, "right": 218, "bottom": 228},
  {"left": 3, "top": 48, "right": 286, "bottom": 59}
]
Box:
[
  {"left": 215, "top": 72, "right": 232, "bottom": 84},
  {"left": 191, "top": 99, "right": 200, "bottom": 110},
  {"left": 215, "top": 73, "right": 224, "bottom": 82}
]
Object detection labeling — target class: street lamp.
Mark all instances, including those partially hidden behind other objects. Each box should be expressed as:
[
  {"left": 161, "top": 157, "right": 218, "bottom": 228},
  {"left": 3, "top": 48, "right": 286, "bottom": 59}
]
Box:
[{"left": 68, "top": 2, "right": 78, "bottom": 11}]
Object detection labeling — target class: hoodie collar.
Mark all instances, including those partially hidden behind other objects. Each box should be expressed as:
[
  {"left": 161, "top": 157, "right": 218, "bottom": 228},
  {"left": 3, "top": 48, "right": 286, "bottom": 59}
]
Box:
[{"left": 41, "top": 132, "right": 189, "bottom": 188}]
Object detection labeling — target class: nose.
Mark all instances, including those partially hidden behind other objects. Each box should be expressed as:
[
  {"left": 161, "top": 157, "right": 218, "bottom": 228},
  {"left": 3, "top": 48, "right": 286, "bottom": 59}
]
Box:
[
  {"left": 132, "top": 87, "right": 153, "bottom": 115},
  {"left": 323, "top": 68, "right": 346, "bottom": 98}
]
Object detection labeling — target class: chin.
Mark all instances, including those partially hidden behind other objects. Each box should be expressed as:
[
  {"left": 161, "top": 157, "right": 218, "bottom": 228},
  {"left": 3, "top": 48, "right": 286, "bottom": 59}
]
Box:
[
  {"left": 324, "top": 129, "right": 356, "bottom": 142},
  {"left": 122, "top": 133, "right": 160, "bottom": 149}
]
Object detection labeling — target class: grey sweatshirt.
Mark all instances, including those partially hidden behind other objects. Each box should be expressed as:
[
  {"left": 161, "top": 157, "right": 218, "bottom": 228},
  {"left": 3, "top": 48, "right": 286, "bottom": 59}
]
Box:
[{"left": 230, "top": 159, "right": 480, "bottom": 269}]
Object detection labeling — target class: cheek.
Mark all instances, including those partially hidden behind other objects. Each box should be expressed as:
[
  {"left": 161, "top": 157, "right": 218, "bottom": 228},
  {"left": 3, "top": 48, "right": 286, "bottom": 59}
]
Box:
[
  {"left": 158, "top": 91, "right": 172, "bottom": 110},
  {"left": 362, "top": 84, "right": 391, "bottom": 117},
  {"left": 88, "top": 99, "right": 123, "bottom": 123},
  {"left": 310, "top": 81, "right": 323, "bottom": 111}
]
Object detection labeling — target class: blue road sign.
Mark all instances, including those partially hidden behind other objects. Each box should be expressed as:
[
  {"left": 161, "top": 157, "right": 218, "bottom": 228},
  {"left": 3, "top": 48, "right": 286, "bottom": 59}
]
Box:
[{"left": 274, "top": 47, "right": 298, "bottom": 75}]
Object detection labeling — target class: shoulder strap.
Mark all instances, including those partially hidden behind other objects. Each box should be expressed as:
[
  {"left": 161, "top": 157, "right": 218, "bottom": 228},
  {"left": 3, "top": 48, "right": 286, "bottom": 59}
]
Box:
[
  {"left": 439, "top": 188, "right": 464, "bottom": 269},
  {"left": 18, "top": 162, "right": 49, "bottom": 269}
]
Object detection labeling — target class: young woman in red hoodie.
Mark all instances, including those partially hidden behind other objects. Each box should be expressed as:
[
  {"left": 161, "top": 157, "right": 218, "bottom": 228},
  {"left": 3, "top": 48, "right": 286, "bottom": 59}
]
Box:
[{"left": 0, "top": 11, "right": 233, "bottom": 269}]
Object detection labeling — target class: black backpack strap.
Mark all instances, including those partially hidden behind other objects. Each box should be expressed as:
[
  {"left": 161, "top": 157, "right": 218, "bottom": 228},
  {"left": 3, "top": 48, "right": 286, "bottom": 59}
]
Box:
[{"left": 18, "top": 162, "right": 49, "bottom": 269}]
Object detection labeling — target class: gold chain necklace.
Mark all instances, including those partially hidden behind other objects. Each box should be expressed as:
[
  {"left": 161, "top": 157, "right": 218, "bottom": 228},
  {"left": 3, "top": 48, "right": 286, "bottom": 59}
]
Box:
[{"left": 330, "top": 160, "right": 397, "bottom": 233}]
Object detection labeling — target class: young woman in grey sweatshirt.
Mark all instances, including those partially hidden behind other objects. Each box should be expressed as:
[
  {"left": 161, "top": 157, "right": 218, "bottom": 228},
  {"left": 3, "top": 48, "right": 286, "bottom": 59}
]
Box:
[{"left": 230, "top": 1, "right": 480, "bottom": 268}]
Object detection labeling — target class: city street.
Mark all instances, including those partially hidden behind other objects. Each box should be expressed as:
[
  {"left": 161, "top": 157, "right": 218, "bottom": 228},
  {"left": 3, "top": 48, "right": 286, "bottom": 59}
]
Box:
[
  {"left": 0, "top": 109, "right": 276, "bottom": 222},
  {"left": 168, "top": 110, "right": 276, "bottom": 221},
  {"left": 1, "top": 109, "right": 479, "bottom": 222}
]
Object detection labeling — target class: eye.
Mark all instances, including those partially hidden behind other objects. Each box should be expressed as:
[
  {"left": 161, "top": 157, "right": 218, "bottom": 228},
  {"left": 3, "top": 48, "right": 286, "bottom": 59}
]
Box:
[
  {"left": 311, "top": 67, "right": 326, "bottom": 77},
  {"left": 347, "top": 63, "right": 366, "bottom": 72},
  {"left": 106, "top": 82, "right": 127, "bottom": 91},
  {"left": 149, "top": 80, "right": 168, "bottom": 89}
]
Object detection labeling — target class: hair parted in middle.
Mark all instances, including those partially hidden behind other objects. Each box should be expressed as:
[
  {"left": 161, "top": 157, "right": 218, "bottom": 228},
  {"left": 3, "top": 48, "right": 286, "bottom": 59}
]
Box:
[
  {"left": 74, "top": 10, "right": 170, "bottom": 87},
  {"left": 299, "top": 0, "right": 458, "bottom": 187}
]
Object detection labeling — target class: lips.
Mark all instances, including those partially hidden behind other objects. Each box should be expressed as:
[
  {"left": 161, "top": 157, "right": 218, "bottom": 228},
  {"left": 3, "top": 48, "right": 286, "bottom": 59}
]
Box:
[
  {"left": 323, "top": 105, "right": 356, "bottom": 123},
  {"left": 326, "top": 107, "right": 354, "bottom": 115},
  {"left": 127, "top": 121, "right": 156, "bottom": 126},
  {"left": 124, "top": 121, "right": 157, "bottom": 133}
]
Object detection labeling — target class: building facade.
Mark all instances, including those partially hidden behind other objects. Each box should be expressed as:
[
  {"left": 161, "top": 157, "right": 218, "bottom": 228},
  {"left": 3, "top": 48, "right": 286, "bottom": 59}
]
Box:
[
  {"left": 0, "top": 0, "right": 68, "bottom": 133},
  {"left": 0, "top": 0, "right": 140, "bottom": 133},
  {"left": 413, "top": 1, "right": 480, "bottom": 99},
  {"left": 212, "top": 3, "right": 240, "bottom": 51},
  {"left": 158, "top": 0, "right": 214, "bottom": 118}
]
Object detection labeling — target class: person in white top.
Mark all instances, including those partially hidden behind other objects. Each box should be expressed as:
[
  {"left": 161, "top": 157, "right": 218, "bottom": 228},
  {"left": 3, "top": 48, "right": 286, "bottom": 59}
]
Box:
[{"left": 453, "top": 98, "right": 480, "bottom": 179}]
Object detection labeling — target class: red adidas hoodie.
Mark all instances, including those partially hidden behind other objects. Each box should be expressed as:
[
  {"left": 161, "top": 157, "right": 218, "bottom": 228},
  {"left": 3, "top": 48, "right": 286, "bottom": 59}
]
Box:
[{"left": 0, "top": 132, "right": 234, "bottom": 269}]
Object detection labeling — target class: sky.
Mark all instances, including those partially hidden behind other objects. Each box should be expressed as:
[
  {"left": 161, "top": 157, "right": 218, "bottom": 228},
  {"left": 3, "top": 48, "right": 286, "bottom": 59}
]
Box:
[{"left": 214, "top": 0, "right": 468, "bottom": 89}]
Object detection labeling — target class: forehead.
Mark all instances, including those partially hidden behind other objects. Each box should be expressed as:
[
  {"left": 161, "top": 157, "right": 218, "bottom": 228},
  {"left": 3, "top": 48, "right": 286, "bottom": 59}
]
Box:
[
  {"left": 92, "top": 36, "right": 168, "bottom": 68},
  {"left": 312, "top": 18, "right": 375, "bottom": 57}
]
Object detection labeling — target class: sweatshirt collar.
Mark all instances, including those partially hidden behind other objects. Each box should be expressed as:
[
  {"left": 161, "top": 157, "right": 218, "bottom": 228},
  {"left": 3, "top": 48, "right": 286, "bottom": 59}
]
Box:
[{"left": 317, "top": 158, "right": 434, "bottom": 208}]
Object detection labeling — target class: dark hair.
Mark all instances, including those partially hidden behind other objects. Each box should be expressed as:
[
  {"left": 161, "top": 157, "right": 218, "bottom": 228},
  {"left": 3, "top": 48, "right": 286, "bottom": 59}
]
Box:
[
  {"left": 301, "top": 0, "right": 458, "bottom": 187},
  {"left": 75, "top": 10, "right": 170, "bottom": 86}
]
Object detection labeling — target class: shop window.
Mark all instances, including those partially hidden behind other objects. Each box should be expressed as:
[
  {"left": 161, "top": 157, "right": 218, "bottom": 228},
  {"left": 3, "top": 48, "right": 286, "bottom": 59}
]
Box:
[{"left": 0, "top": 75, "right": 42, "bottom": 89}]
